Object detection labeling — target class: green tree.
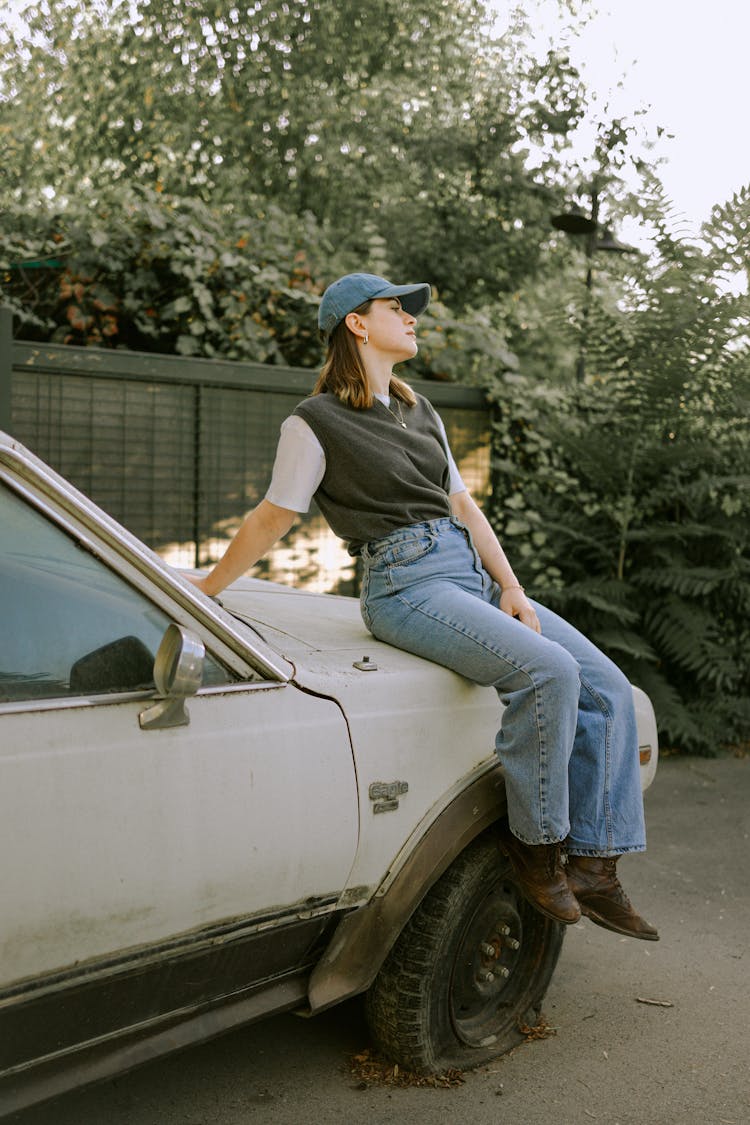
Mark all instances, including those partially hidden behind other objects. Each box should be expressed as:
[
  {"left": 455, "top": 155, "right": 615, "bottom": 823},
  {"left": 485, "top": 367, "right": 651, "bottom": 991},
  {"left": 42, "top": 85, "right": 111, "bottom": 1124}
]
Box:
[{"left": 1, "top": 0, "right": 590, "bottom": 309}]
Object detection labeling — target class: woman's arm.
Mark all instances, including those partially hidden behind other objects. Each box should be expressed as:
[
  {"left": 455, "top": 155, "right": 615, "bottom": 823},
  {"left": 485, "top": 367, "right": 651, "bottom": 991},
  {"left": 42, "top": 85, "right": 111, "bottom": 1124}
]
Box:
[
  {"left": 188, "top": 417, "right": 322, "bottom": 598},
  {"left": 450, "top": 489, "right": 541, "bottom": 633},
  {"left": 188, "top": 499, "right": 297, "bottom": 597}
]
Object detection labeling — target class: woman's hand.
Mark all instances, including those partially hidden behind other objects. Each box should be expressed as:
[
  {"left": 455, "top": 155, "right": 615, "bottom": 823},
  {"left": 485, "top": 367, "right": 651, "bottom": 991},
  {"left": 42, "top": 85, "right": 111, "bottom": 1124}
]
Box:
[
  {"left": 449, "top": 491, "right": 542, "bottom": 634},
  {"left": 184, "top": 574, "right": 208, "bottom": 592},
  {"left": 499, "top": 586, "right": 542, "bottom": 633}
]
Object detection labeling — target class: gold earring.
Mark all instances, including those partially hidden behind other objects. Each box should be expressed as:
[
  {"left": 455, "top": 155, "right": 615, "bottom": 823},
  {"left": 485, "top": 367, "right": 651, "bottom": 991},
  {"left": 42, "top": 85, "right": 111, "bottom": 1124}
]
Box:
[{"left": 363, "top": 333, "right": 369, "bottom": 345}]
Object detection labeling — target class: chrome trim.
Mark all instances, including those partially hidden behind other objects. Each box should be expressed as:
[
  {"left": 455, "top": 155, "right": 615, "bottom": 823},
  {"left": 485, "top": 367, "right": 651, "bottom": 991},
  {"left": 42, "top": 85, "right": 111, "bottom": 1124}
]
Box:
[{"left": 0, "top": 679, "right": 287, "bottom": 718}]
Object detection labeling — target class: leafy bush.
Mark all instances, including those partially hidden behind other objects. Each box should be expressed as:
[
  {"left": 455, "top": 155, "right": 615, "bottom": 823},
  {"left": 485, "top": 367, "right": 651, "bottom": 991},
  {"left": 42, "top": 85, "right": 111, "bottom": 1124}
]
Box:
[
  {"left": 0, "top": 183, "right": 523, "bottom": 388},
  {"left": 0, "top": 185, "right": 344, "bottom": 366}
]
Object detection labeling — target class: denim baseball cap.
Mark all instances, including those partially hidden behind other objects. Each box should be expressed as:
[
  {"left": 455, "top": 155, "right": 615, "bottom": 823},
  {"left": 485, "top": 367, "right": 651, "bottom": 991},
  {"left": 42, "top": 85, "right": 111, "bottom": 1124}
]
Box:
[{"left": 318, "top": 272, "right": 431, "bottom": 339}]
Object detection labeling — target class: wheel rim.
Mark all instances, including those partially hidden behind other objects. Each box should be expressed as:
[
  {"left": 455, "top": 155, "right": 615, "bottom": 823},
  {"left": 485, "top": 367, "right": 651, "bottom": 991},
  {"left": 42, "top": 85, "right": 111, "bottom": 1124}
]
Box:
[{"left": 448, "top": 871, "right": 534, "bottom": 1047}]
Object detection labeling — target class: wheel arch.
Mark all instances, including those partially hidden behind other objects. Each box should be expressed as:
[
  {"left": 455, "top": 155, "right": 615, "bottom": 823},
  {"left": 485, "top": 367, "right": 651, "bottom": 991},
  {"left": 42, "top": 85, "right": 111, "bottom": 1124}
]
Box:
[{"left": 307, "top": 764, "right": 507, "bottom": 1014}]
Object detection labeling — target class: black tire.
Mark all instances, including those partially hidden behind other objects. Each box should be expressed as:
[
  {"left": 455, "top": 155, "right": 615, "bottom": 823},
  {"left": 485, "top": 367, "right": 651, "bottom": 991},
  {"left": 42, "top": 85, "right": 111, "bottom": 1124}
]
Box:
[{"left": 365, "top": 831, "right": 564, "bottom": 1073}]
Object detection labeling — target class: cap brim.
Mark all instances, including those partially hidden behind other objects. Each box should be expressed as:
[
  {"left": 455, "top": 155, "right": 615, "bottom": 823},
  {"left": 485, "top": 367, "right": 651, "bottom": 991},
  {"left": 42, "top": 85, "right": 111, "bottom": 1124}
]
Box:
[{"left": 371, "top": 282, "right": 431, "bottom": 318}]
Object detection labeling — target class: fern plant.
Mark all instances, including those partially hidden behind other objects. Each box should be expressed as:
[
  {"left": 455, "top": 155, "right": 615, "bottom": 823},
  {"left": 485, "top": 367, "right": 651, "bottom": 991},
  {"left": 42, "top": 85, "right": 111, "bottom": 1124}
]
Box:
[{"left": 488, "top": 186, "right": 750, "bottom": 754}]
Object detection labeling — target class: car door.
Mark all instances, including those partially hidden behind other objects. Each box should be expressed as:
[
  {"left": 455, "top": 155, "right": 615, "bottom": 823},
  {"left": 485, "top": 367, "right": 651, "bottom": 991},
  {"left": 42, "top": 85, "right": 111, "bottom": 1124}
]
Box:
[{"left": 0, "top": 474, "right": 358, "bottom": 1046}]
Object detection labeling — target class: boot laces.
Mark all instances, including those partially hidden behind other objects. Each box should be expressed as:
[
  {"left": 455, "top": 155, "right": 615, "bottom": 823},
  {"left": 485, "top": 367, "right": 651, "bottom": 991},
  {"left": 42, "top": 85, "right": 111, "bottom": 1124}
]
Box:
[{"left": 603, "top": 859, "right": 633, "bottom": 906}]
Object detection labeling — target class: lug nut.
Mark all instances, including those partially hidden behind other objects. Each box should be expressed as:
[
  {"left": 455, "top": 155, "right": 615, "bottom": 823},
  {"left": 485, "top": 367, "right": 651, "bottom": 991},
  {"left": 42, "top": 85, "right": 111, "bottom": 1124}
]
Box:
[
  {"left": 480, "top": 942, "right": 496, "bottom": 958},
  {"left": 478, "top": 970, "right": 495, "bottom": 983},
  {"left": 505, "top": 937, "right": 521, "bottom": 950}
]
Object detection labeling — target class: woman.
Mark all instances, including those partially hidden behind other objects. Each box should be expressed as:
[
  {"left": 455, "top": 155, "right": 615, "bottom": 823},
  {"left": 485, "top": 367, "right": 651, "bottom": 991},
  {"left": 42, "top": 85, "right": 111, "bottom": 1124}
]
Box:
[{"left": 190, "top": 272, "right": 658, "bottom": 940}]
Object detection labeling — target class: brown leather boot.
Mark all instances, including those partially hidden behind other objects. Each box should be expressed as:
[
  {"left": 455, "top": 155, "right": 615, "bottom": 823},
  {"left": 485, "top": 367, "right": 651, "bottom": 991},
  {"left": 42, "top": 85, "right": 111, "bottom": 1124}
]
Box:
[
  {"left": 566, "top": 855, "right": 659, "bottom": 941},
  {"left": 498, "top": 827, "right": 581, "bottom": 925}
]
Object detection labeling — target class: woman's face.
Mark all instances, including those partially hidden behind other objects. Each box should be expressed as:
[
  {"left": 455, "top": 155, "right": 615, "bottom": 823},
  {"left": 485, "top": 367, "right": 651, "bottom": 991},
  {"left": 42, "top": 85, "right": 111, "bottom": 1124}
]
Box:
[{"left": 358, "top": 298, "right": 418, "bottom": 361}]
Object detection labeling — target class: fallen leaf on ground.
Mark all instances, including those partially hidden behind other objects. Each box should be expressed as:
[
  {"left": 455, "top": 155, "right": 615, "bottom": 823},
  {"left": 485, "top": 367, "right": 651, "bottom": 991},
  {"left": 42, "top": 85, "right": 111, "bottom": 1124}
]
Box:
[
  {"left": 635, "top": 997, "right": 674, "bottom": 1007},
  {"left": 518, "top": 1015, "right": 557, "bottom": 1041},
  {"left": 349, "top": 1048, "right": 464, "bottom": 1089}
]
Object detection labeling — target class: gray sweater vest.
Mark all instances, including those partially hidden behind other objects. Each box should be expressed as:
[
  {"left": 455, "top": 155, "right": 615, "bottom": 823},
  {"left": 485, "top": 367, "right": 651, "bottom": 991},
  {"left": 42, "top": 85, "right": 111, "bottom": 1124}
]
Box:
[{"left": 293, "top": 391, "right": 452, "bottom": 555}]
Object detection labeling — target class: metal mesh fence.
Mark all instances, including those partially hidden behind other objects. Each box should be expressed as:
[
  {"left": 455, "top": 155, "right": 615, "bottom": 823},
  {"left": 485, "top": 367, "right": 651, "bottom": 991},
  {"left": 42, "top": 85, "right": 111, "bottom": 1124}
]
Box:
[
  {"left": 12, "top": 366, "right": 197, "bottom": 552},
  {"left": 8, "top": 343, "right": 490, "bottom": 594}
]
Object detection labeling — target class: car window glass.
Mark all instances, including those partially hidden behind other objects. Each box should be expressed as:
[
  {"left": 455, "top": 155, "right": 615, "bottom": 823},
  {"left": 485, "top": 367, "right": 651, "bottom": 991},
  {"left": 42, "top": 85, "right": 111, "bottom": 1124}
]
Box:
[{"left": 0, "top": 483, "right": 233, "bottom": 702}]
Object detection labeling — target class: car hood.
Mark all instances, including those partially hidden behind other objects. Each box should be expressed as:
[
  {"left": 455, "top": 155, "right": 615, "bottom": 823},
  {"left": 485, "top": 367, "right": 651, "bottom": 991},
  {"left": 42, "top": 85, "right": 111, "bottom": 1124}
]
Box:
[
  {"left": 218, "top": 576, "right": 500, "bottom": 738},
  {"left": 220, "top": 577, "right": 372, "bottom": 658},
  {"left": 218, "top": 575, "right": 475, "bottom": 700}
]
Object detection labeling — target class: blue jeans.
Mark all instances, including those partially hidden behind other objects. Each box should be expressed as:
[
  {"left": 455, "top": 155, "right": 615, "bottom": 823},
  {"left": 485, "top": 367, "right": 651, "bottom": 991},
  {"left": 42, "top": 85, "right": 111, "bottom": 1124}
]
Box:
[{"left": 360, "top": 517, "right": 646, "bottom": 855}]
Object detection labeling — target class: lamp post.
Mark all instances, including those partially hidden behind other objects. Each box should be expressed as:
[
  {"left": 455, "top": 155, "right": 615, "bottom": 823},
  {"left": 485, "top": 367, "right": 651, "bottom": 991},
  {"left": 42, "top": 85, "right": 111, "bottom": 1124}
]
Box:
[
  {"left": 552, "top": 184, "right": 637, "bottom": 382},
  {"left": 0, "top": 305, "right": 11, "bottom": 434}
]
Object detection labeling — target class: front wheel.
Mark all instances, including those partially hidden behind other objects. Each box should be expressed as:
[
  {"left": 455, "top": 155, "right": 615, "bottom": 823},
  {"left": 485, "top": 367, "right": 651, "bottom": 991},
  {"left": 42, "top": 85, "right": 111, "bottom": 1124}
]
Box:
[{"left": 365, "top": 832, "right": 564, "bottom": 1073}]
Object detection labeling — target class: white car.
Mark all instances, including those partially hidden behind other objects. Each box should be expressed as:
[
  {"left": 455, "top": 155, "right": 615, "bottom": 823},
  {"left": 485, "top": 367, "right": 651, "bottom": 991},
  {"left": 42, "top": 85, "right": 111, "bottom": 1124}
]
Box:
[{"left": 0, "top": 431, "right": 658, "bottom": 1114}]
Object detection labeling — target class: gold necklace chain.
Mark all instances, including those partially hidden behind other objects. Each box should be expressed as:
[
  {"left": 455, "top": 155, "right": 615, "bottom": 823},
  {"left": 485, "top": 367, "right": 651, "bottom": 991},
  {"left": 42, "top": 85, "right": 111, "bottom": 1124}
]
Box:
[{"left": 381, "top": 396, "right": 407, "bottom": 428}]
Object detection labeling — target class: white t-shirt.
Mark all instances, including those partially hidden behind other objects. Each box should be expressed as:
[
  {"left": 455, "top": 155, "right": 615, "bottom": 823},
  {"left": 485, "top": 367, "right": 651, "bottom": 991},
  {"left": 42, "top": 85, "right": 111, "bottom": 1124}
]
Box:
[{"left": 265, "top": 393, "right": 467, "bottom": 513}]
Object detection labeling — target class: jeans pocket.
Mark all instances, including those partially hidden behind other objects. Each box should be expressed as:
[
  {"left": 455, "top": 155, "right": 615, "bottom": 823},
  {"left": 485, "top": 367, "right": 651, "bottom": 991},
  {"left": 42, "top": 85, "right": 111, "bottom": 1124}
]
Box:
[{"left": 383, "top": 532, "right": 436, "bottom": 568}]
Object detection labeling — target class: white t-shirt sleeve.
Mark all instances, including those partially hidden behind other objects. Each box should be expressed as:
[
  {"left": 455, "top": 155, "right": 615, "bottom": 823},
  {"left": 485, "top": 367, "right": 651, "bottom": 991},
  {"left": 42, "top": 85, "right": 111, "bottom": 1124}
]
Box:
[{"left": 265, "top": 415, "right": 325, "bottom": 513}]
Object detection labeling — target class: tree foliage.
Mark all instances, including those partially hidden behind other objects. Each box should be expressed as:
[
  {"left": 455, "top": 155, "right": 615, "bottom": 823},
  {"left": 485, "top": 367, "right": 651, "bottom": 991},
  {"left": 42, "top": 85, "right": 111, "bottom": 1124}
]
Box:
[
  {"left": 0, "top": 0, "right": 589, "bottom": 308},
  {"left": 0, "top": 184, "right": 338, "bottom": 363},
  {"left": 1, "top": 0, "right": 591, "bottom": 374}
]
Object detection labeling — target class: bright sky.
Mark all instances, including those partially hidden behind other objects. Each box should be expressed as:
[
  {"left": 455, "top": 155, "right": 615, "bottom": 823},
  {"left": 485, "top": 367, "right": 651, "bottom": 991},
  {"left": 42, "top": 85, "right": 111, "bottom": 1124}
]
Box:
[{"left": 498, "top": 0, "right": 750, "bottom": 229}]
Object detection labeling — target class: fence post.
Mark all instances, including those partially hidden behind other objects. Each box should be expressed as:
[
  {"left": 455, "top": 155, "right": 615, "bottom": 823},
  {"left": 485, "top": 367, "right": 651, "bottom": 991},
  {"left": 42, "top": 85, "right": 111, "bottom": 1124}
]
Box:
[
  {"left": 193, "top": 383, "right": 202, "bottom": 569},
  {"left": 0, "top": 306, "right": 12, "bottom": 435}
]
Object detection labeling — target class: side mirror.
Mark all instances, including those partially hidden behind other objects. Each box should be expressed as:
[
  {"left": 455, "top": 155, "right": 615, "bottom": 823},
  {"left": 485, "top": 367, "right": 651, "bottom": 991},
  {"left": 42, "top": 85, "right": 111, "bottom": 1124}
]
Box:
[{"left": 139, "top": 623, "right": 205, "bottom": 730}]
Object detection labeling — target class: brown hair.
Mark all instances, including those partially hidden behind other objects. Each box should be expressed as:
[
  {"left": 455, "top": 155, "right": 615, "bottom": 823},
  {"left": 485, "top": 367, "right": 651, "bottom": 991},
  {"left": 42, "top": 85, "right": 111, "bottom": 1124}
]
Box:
[{"left": 312, "top": 299, "right": 417, "bottom": 409}]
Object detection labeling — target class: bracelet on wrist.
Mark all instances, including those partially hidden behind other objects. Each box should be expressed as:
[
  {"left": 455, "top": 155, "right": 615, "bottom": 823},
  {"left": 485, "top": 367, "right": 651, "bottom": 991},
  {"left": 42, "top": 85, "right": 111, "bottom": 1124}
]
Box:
[{"left": 501, "top": 583, "right": 525, "bottom": 593}]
